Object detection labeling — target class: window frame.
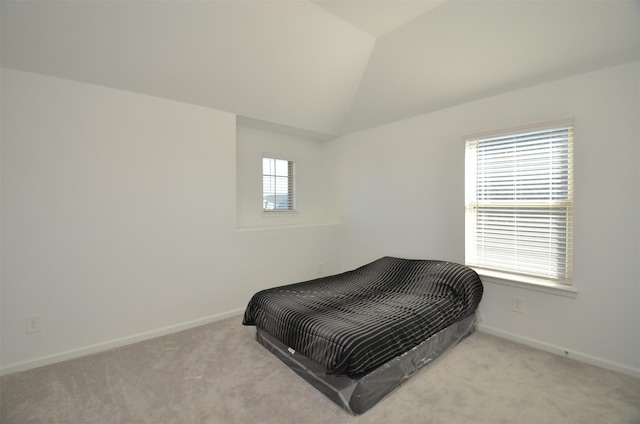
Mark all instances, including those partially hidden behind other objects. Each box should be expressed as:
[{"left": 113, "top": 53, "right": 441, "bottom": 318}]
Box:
[
  {"left": 262, "top": 155, "right": 296, "bottom": 213},
  {"left": 464, "top": 118, "right": 574, "bottom": 289}
]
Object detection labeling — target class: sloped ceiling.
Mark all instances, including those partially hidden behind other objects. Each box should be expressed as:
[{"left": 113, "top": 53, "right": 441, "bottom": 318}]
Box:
[
  {"left": 311, "top": 0, "right": 447, "bottom": 38},
  {"left": 2, "top": 1, "right": 639, "bottom": 139}
]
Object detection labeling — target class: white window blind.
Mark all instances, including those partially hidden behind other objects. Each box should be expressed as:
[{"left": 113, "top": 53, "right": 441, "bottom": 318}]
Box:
[
  {"left": 262, "top": 157, "right": 295, "bottom": 211},
  {"left": 465, "top": 120, "right": 573, "bottom": 285}
]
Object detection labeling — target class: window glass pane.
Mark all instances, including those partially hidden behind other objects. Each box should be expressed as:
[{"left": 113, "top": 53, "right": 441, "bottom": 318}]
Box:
[
  {"left": 274, "top": 159, "right": 289, "bottom": 177},
  {"left": 262, "top": 157, "right": 295, "bottom": 211},
  {"left": 262, "top": 158, "right": 274, "bottom": 175}
]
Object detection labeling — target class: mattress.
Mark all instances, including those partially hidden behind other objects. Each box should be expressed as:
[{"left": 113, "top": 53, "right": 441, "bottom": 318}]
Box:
[
  {"left": 243, "top": 257, "right": 483, "bottom": 376},
  {"left": 255, "top": 312, "right": 477, "bottom": 415}
]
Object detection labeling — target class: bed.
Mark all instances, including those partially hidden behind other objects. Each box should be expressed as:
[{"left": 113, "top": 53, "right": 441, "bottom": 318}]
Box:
[{"left": 242, "top": 256, "right": 483, "bottom": 414}]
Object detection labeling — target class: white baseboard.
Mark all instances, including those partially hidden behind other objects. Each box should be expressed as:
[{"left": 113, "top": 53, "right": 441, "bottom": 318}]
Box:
[
  {"left": 476, "top": 324, "right": 640, "bottom": 379},
  {"left": 0, "top": 308, "right": 246, "bottom": 377},
  {"left": 5, "top": 316, "right": 637, "bottom": 380}
]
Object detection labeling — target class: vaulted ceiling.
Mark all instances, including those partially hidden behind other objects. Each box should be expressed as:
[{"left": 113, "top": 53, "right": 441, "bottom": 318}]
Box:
[{"left": 2, "top": 1, "right": 639, "bottom": 139}]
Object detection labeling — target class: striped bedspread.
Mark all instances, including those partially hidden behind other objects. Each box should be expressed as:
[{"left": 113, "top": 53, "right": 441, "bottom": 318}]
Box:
[{"left": 242, "top": 257, "right": 483, "bottom": 376}]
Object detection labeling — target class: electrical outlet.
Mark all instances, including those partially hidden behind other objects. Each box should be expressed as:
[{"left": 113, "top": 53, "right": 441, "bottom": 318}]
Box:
[
  {"left": 511, "top": 296, "right": 524, "bottom": 313},
  {"left": 318, "top": 262, "right": 324, "bottom": 275},
  {"left": 26, "top": 315, "right": 42, "bottom": 334}
]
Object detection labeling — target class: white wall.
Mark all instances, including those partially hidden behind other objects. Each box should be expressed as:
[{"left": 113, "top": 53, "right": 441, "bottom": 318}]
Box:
[
  {"left": 0, "top": 69, "right": 341, "bottom": 373},
  {"left": 326, "top": 61, "right": 640, "bottom": 377},
  {"left": 3, "top": 62, "right": 639, "bottom": 378}
]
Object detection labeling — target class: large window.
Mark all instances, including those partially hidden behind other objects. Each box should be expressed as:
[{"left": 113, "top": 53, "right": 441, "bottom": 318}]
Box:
[
  {"left": 262, "top": 157, "right": 295, "bottom": 212},
  {"left": 465, "top": 119, "right": 574, "bottom": 286}
]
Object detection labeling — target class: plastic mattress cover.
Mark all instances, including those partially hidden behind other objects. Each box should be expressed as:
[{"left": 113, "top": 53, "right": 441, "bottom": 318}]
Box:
[{"left": 255, "top": 312, "right": 477, "bottom": 415}]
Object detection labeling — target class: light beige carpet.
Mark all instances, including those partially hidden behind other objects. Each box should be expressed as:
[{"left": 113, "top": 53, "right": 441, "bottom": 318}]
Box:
[{"left": 1, "top": 316, "right": 639, "bottom": 424}]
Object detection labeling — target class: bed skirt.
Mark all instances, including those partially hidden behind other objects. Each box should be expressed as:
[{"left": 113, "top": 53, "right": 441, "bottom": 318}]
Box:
[{"left": 255, "top": 312, "right": 477, "bottom": 415}]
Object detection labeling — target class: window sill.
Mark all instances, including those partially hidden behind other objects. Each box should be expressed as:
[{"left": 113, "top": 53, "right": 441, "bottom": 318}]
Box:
[
  {"left": 261, "top": 210, "right": 299, "bottom": 216},
  {"left": 472, "top": 268, "right": 578, "bottom": 298},
  {"left": 235, "top": 222, "right": 340, "bottom": 232}
]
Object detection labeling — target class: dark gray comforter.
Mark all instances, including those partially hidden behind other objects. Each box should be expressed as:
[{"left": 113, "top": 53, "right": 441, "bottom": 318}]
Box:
[{"left": 242, "top": 257, "right": 483, "bottom": 376}]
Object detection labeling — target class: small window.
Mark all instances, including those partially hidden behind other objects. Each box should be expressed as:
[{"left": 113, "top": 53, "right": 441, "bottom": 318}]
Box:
[
  {"left": 465, "top": 119, "right": 574, "bottom": 285},
  {"left": 262, "top": 157, "right": 295, "bottom": 212}
]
